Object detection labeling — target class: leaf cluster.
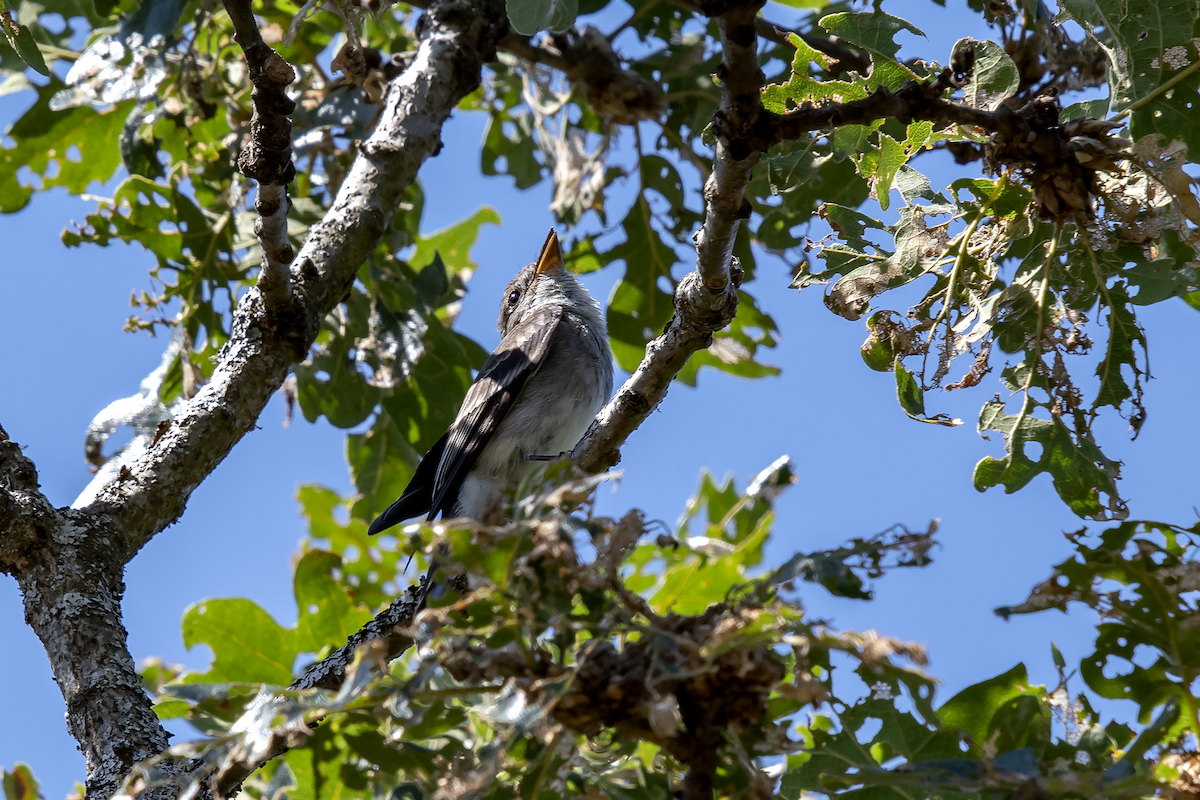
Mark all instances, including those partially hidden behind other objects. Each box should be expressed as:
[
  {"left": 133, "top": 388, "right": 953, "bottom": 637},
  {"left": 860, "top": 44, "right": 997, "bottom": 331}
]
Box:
[{"left": 5, "top": 0, "right": 1200, "bottom": 796}]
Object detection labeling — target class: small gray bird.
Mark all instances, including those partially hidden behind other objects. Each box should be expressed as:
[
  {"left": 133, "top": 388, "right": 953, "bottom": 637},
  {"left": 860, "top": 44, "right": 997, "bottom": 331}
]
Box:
[{"left": 368, "top": 229, "right": 613, "bottom": 539}]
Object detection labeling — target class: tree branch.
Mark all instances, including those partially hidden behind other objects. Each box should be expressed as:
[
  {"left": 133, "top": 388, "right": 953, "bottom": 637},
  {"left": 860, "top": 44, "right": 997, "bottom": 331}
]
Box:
[
  {"left": 571, "top": 0, "right": 764, "bottom": 473},
  {"left": 1, "top": 425, "right": 180, "bottom": 800},
  {"left": 764, "top": 74, "right": 998, "bottom": 147},
  {"left": 1, "top": 1, "right": 507, "bottom": 796},
  {"left": 180, "top": 582, "right": 429, "bottom": 797},
  {"left": 76, "top": 0, "right": 507, "bottom": 563},
  {"left": 222, "top": 0, "right": 297, "bottom": 312},
  {"left": 291, "top": 583, "right": 424, "bottom": 691}
]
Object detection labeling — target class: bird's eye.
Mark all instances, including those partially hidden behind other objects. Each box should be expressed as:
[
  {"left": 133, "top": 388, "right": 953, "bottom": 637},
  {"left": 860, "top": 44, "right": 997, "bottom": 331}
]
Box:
[{"left": 507, "top": 290, "right": 520, "bottom": 306}]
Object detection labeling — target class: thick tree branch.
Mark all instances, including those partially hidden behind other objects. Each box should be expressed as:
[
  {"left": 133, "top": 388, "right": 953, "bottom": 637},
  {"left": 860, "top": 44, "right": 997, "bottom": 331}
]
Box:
[
  {"left": 77, "top": 0, "right": 506, "bottom": 563},
  {"left": 223, "top": 0, "right": 298, "bottom": 312},
  {"left": 2, "top": 425, "right": 179, "bottom": 800},
  {"left": 1, "top": 2, "right": 506, "bottom": 797},
  {"left": 572, "top": 0, "right": 764, "bottom": 474}
]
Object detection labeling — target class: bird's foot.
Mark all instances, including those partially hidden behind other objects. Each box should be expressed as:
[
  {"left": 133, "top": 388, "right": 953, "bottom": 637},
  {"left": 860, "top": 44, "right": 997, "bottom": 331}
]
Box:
[{"left": 522, "top": 449, "right": 571, "bottom": 462}]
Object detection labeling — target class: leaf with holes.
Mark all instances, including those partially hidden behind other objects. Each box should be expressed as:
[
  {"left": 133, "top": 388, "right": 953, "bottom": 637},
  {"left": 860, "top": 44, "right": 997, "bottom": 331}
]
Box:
[
  {"left": 1058, "top": 0, "right": 1199, "bottom": 114},
  {"left": 997, "top": 520, "right": 1200, "bottom": 730},
  {"left": 974, "top": 362, "right": 1123, "bottom": 519},
  {"left": 0, "top": 84, "right": 130, "bottom": 213},
  {"left": 819, "top": 12, "right": 924, "bottom": 61}
]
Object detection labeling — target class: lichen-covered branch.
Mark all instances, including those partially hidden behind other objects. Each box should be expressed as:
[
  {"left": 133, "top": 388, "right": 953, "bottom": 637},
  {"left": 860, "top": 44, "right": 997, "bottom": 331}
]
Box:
[
  {"left": 694, "top": 0, "right": 765, "bottom": 294},
  {"left": 222, "top": 0, "right": 297, "bottom": 311},
  {"left": 1, "top": 2, "right": 507, "bottom": 796},
  {"left": 572, "top": 0, "right": 764, "bottom": 473},
  {"left": 291, "top": 582, "right": 424, "bottom": 691},
  {"left": 1, "top": 425, "right": 179, "bottom": 800},
  {"left": 78, "top": 0, "right": 507, "bottom": 562}
]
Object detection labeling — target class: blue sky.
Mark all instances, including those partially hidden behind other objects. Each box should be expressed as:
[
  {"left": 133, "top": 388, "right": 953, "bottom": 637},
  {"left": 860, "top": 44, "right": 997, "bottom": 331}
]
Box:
[{"left": 2, "top": 2, "right": 1199, "bottom": 797}]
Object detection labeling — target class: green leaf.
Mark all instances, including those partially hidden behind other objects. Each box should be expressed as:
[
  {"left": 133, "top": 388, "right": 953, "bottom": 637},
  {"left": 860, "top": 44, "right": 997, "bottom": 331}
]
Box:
[
  {"left": 1062, "top": 97, "right": 1111, "bottom": 122},
  {"left": 1051, "top": 642, "right": 1066, "bottom": 670},
  {"left": 506, "top": 0, "right": 578, "bottom": 36},
  {"left": 294, "top": 289, "right": 380, "bottom": 430},
  {"left": 973, "top": 364, "right": 1123, "bottom": 519},
  {"left": 819, "top": 12, "right": 925, "bottom": 60},
  {"left": 0, "top": 85, "right": 131, "bottom": 213},
  {"left": 347, "top": 410, "right": 419, "bottom": 523},
  {"left": 182, "top": 599, "right": 297, "bottom": 685},
  {"left": 605, "top": 197, "right": 677, "bottom": 372},
  {"left": 873, "top": 133, "right": 905, "bottom": 210},
  {"left": 65, "top": 175, "right": 234, "bottom": 279},
  {"left": 895, "top": 359, "right": 924, "bottom": 416},
  {"left": 1092, "top": 283, "right": 1145, "bottom": 412},
  {"left": 938, "top": 663, "right": 1028, "bottom": 754},
  {"left": 959, "top": 38, "right": 1019, "bottom": 111},
  {"left": 1132, "top": 64, "right": 1200, "bottom": 155},
  {"left": 299, "top": 485, "right": 405, "bottom": 610},
  {"left": 756, "top": 151, "right": 869, "bottom": 253},
  {"left": 990, "top": 695, "right": 1051, "bottom": 757},
  {"left": 481, "top": 107, "right": 543, "bottom": 189},
  {"left": 1122, "top": 697, "right": 1180, "bottom": 760},
  {"left": 996, "top": 521, "right": 1200, "bottom": 728},
  {"left": 650, "top": 528, "right": 764, "bottom": 614},
  {"left": 295, "top": 550, "right": 373, "bottom": 654},
  {"left": 410, "top": 206, "right": 500, "bottom": 275},
  {"left": 0, "top": 20, "right": 49, "bottom": 76},
  {"left": 761, "top": 35, "right": 865, "bottom": 112},
  {"left": 1, "top": 764, "right": 39, "bottom": 800},
  {"left": 1060, "top": 0, "right": 1200, "bottom": 115}
]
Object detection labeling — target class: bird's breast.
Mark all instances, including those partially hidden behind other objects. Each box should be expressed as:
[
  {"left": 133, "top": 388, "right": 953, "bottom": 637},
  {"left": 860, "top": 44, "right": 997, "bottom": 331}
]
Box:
[{"left": 473, "top": 311, "right": 612, "bottom": 481}]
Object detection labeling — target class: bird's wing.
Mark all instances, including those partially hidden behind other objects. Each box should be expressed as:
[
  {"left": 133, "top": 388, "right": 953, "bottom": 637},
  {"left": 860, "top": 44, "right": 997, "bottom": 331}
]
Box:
[
  {"left": 428, "top": 304, "right": 563, "bottom": 518},
  {"left": 366, "top": 430, "right": 450, "bottom": 535}
]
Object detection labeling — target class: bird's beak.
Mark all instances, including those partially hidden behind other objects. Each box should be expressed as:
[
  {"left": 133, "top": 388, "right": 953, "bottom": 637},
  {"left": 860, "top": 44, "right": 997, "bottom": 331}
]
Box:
[{"left": 535, "top": 229, "right": 563, "bottom": 275}]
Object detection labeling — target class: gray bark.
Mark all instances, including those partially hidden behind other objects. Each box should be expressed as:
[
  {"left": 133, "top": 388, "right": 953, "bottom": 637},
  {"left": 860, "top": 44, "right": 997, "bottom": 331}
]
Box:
[
  {"left": 572, "top": 0, "right": 767, "bottom": 474},
  {"left": 0, "top": 0, "right": 506, "bottom": 795},
  {"left": 1, "top": 425, "right": 176, "bottom": 800}
]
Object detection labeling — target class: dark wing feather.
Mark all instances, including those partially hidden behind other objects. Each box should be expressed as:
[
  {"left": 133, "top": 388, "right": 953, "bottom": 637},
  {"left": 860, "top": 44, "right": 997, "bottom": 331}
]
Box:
[
  {"left": 428, "top": 304, "right": 563, "bottom": 517},
  {"left": 365, "top": 304, "right": 563, "bottom": 535},
  {"left": 366, "top": 431, "right": 450, "bottom": 535}
]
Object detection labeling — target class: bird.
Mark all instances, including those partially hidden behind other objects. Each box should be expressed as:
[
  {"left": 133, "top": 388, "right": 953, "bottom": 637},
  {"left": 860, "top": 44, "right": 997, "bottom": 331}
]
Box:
[{"left": 366, "top": 229, "right": 613, "bottom": 601}]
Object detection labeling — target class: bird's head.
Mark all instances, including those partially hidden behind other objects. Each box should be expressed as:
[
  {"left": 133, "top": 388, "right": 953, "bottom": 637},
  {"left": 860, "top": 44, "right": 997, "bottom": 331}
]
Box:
[{"left": 497, "top": 229, "right": 604, "bottom": 336}]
